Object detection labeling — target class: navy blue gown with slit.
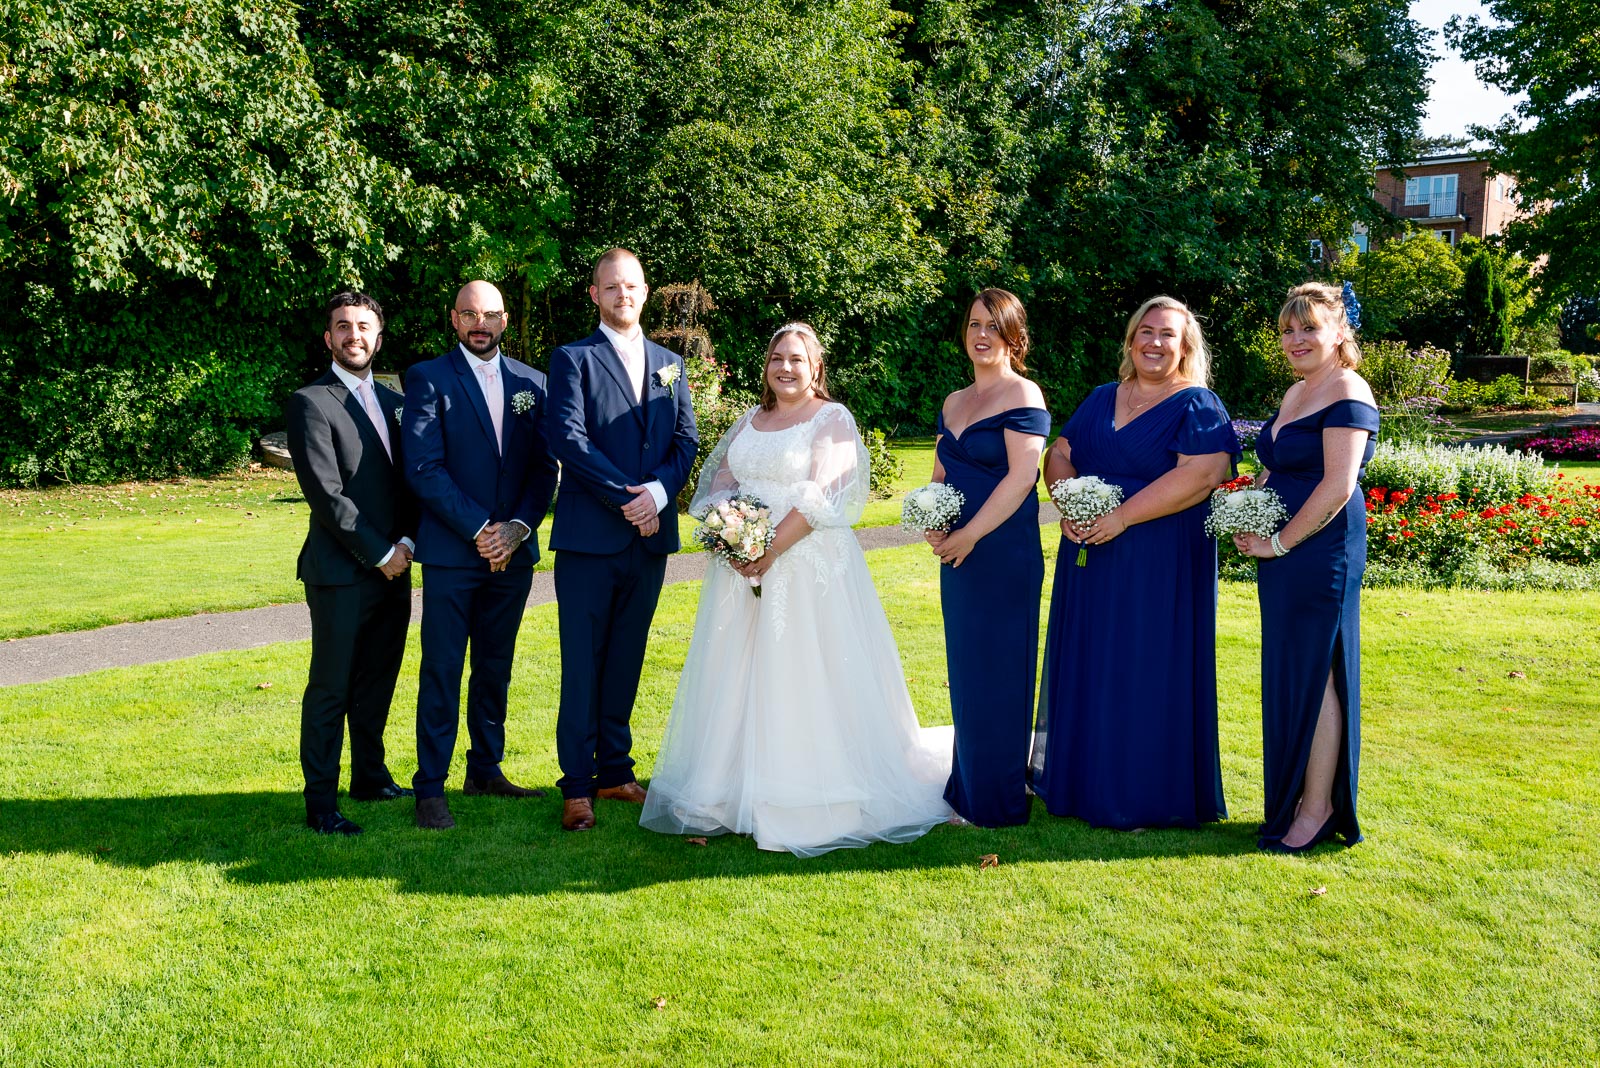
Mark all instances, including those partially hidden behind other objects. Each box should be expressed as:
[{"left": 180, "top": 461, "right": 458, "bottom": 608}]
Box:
[
  {"left": 1253, "top": 398, "right": 1379, "bottom": 845},
  {"left": 938, "top": 406, "right": 1051, "bottom": 827},
  {"left": 1030, "top": 384, "right": 1239, "bottom": 829}
]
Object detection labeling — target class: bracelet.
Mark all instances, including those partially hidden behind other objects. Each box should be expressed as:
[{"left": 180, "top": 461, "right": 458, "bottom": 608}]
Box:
[{"left": 1270, "top": 533, "right": 1290, "bottom": 557}]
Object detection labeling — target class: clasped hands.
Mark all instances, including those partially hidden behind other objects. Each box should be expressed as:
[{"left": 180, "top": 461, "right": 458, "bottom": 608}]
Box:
[
  {"left": 1231, "top": 532, "right": 1276, "bottom": 559},
  {"left": 1060, "top": 509, "right": 1129, "bottom": 546},
  {"left": 378, "top": 542, "right": 413, "bottom": 579},
  {"left": 925, "top": 528, "right": 978, "bottom": 568},
  {"left": 622, "top": 484, "right": 660, "bottom": 538},
  {"left": 476, "top": 521, "right": 529, "bottom": 572}
]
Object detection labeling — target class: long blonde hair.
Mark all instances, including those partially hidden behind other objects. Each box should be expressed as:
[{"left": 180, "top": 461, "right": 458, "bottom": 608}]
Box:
[
  {"left": 1118, "top": 296, "right": 1211, "bottom": 386},
  {"left": 1278, "top": 283, "right": 1362, "bottom": 369}
]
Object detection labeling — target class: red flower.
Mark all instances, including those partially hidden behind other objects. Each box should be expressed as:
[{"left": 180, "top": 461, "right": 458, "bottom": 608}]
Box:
[
  {"left": 1402, "top": 530, "right": 1415, "bottom": 538},
  {"left": 1451, "top": 510, "right": 1468, "bottom": 520}
]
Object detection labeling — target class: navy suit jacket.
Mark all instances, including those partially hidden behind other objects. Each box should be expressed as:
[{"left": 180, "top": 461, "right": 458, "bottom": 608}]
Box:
[
  {"left": 401, "top": 345, "right": 559, "bottom": 569},
  {"left": 286, "top": 371, "right": 419, "bottom": 586},
  {"left": 547, "top": 330, "right": 698, "bottom": 556}
]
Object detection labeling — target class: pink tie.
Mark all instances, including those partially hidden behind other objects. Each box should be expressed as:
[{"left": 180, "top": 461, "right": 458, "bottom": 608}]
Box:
[
  {"left": 479, "top": 364, "right": 503, "bottom": 452},
  {"left": 357, "top": 379, "right": 392, "bottom": 459}
]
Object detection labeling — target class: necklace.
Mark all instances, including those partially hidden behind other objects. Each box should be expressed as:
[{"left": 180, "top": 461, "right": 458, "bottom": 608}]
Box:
[{"left": 1123, "top": 381, "right": 1177, "bottom": 414}]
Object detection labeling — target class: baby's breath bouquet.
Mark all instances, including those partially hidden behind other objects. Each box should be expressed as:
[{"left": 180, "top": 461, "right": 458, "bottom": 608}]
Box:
[
  {"left": 694, "top": 493, "right": 776, "bottom": 595},
  {"left": 1203, "top": 475, "right": 1290, "bottom": 540},
  {"left": 1049, "top": 476, "right": 1124, "bottom": 566},
  {"left": 900, "top": 482, "right": 966, "bottom": 534}
]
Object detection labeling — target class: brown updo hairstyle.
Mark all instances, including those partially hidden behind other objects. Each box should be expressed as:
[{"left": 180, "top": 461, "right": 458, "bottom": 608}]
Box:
[
  {"left": 1118, "top": 295, "right": 1212, "bottom": 385},
  {"left": 1278, "top": 283, "right": 1362, "bottom": 369},
  {"left": 965, "top": 288, "right": 1031, "bottom": 373},
  {"left": 760, "top": 322, "right": 834, "bottom": 410}
]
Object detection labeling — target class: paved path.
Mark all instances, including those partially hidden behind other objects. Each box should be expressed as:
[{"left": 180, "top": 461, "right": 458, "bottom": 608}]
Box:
[
  {"left": 1, "top": 518, "right": 1050, "bottom": 688},
  {"left": 1456, "top": 401, "right": 1600, "bottom": 447}
]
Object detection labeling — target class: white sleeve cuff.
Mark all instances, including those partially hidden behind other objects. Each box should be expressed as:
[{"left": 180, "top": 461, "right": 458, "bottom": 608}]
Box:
[
  {"left": 472, "top": 520, "right": 489, "bottom": 540},
  {"left": 646, "top": 481, "right": 668, "bottom": 514},
  {"left": 376, "top": 545, "right": 396, "bottom": 568},
  {"left": 399, "top": 537, "right": 415, "bottom": 552}
]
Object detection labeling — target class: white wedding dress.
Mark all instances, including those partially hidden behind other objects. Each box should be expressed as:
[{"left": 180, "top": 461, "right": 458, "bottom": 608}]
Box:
[{"left": 640, "top": 402, "right": 953, "bottom": 857}]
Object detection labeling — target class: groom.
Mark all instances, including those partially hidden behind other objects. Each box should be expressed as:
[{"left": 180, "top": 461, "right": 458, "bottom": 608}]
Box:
[{"left": 548, "top": 248, "right": 697, "bottom": 831}]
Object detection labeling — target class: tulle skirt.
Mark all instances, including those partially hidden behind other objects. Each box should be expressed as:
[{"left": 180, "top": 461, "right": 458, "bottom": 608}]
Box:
[{"left": 641, "top": 527, "right": 952, "bottom": 857}]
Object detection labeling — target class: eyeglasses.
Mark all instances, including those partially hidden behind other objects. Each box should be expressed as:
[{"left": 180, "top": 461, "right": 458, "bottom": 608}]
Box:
[{"left": 455, "top": 310, "right": 508, "bottom": 327}]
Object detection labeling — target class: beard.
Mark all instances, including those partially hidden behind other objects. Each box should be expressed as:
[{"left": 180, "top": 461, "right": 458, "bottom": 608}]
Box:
[
  {"left": 459, "top": 325, "right": 504, "bottom": 357},
  {"left": 331, "top": 340, "right": 374, "bottom": 374}
]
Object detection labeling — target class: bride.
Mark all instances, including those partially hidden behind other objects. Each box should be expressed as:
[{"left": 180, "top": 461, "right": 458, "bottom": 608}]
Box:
[{"left": 640, "top": 322, "right": 953, "bottom": 856}]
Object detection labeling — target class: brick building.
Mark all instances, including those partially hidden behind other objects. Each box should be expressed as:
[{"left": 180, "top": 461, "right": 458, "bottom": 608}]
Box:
[{"left": 1371, "top": 152, "right": 1521, "bottom": 247}]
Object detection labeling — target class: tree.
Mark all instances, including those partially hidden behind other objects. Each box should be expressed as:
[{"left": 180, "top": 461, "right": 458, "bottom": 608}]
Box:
[
  {"left": 1334, "top": 232, "right": 1464, "bottom": 347},
  {"left": 1449, "top": 2, "right": 1600, "bottom": 303}
]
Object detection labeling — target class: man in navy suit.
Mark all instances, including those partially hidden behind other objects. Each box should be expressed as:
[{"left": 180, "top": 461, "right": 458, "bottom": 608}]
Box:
[
  {"left": 286, "top": 291, "right": 419, "bottom": 835},
  {"left": 402, "top": 280, "right": 559, "bottom": 830},
  {"left": 548, "top": 248, "right": 698, "bottom": 831}
]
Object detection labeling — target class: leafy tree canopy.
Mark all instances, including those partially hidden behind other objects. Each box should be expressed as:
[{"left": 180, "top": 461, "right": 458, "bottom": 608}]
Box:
[{"left": 1449, "top": 0, "right": 1600, "bottom": 303}]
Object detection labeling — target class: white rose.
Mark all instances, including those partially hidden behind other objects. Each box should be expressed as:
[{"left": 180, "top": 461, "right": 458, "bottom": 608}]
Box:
[{"left": 910, "top": 486, "right": 940, "bottom": 511}]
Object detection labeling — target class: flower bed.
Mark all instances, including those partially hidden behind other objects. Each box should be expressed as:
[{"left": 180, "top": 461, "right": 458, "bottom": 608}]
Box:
[{"left": 1513, "top": 425, "right": 1600, "bottom": 461}]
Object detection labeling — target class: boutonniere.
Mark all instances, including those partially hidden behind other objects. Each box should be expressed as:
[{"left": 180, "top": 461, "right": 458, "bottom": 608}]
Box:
[
  {"left": 510, "top": 390, "right": 536, "bottom": 415},
  {"left": 654, "top": 363, "right": 681, "bottom": 397},
  {"left": 391, "top": 407, "right": 403, "bottom": 427}
]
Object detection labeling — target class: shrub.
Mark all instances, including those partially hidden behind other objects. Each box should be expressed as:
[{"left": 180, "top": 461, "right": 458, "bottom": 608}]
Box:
[
  {"left": 1357, "top": 340, "right": 1453, "bottom": 440},
  {"left": 1481, "top": 373, "right": 1531, "bottom": 409},
  {"left": 1363, "top": 440, "right": 1551, "bottom": 502},
  {"left": 864, "top": 428, "right": 903, "bottom": 500},
  {"left": 1578, "top": 366, "right": 1600, "bottom": 403}
]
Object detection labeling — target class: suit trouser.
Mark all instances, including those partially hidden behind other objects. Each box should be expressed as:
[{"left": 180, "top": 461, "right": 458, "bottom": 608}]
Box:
[
  {"left": 554, "top": 542, "right": 668, "bottom": 798},
  {"left": 301, "top": 571, "right": 412, "bottom": 815},
  {"left": 413, "top": 563, "right": 534, "bottom": 799}
]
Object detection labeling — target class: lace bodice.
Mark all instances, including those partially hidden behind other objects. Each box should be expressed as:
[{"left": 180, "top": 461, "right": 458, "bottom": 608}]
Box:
[{"left": 690, "top": 402, "right": 871, "bottom": 636}]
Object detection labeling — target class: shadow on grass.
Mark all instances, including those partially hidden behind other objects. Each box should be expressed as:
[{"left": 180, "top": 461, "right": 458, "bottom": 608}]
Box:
[{"left": 0, "top": 790, "right": 1262, "bottom": 894}]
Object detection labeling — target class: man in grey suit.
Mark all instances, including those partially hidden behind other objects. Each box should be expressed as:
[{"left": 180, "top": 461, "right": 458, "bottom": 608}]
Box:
[{"left": 285, "top": 291, "right": 419, "bottom": 835}]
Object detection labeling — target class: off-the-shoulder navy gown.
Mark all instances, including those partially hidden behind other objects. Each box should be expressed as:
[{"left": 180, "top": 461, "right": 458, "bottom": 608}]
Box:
[
  {"left": 1253, "top": 398, "right": 1379, "bottom": 844},
  {"left": 1030, "top": 384, "right": 1239, "bottom": 829},
  {"left": 937, "top": 407, "right": 1051, "bottom": 826}
]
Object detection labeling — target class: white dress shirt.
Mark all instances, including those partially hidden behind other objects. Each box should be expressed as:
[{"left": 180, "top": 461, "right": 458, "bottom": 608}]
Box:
[
  {"left": 459, "top": 346, "right": 531, "bottom": 543},
  {"left": 329, "top": 362, "right": 413, "bottom": 568},
  {"left": 597, "top": 323, "right": 668, "bottom": 515}
]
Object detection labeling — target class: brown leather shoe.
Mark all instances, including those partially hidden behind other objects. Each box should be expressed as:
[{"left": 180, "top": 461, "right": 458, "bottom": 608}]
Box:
[
  {"left": 561, "top": 797, "right": 596, "bottom": 832},
  {"left": 463, "top": 774, "right": 546, "bottom": 798},
  {"left": 597, "top": 781, "right": 648, "bottom": 804},
  {"left": 415, "top": 796, "right": 455, "bottom": 830}
]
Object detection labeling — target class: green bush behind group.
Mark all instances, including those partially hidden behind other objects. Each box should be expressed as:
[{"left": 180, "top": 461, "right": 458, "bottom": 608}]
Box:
[{"left": 2, "top": 0, "right": 1591, "bottom": 488}]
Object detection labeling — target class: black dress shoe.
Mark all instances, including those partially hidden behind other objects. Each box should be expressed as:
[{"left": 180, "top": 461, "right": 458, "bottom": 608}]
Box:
[
  {"left": 350, "top": 782, "right": 415, "bottom": 802},
  {"left": 463, "top": 774, "right": 546, "bottom": 798},
  {"left": 415, "top": 795, "right": 456, "bottom": 830},
  {"left": 307, "top": 810, "right": 364, "bottom": 836}
]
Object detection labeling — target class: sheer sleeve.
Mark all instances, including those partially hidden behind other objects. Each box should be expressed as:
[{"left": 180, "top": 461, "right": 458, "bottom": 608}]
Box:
[
  {"left": 687, "top": 407, "right": 756, "bottom": 518},
  {"left": 792, "top": 403, "right": 869, "bottom": 529}
]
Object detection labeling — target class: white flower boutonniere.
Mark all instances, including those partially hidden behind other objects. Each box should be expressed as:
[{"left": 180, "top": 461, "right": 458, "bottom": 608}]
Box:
[
  {"left": 510, "top": 390, "right": 536, "bottom": 415},
  {"left": 391, "top": 407, "right": 403, "bottom": 427},
  {"left": 654, "top": 363, "right": 681, "bottom": 397}
]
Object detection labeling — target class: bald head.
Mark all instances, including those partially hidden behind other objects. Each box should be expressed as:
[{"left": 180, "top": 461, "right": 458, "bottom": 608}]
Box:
[{"left": 451, "top": 280, "right": 509, "bottom": 358}]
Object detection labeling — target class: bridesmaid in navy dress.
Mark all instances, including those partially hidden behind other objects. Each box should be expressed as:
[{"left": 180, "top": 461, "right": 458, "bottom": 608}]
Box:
[
  {"left": 1031, "top": 296, "right": 1238, "bottom": 829},
  {"left": 1233, "top": 283, "right": 1378, "bottom": 852},
  {"left": 927, "top": 289, "right": 1050, "bottom": 827}
]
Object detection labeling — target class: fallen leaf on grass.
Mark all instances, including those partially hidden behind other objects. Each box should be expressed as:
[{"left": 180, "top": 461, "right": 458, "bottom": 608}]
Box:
[
  {"left": 1396, "top": 611, "right": 1411, "bottom": 617},
  {"left": 979, "top": 854, "right": 1000, "bottom": 869},
  {"left": 685, "top": 837, "right": 708, "bottom": 846},
  {"left": 650, "top": 996, "right": 668, "bottom": 1010},
  {"left": 255, "top": 682, "right": 272, "bottom": 690},
  {"left": 1309, "top": 886, "right": 1327, "bottom": 896},
  {"left": 1507, "top": 670, "right": 1526, "bottom": 679}
]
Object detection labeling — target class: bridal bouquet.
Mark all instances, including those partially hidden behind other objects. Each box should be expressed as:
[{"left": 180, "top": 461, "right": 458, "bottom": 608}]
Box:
[
  {"left": 1049, "top": 476, "right": 1124, "bottom": 566},
  {"left": 900, "top": 482, "right": 966, "bottom": 534},
  {"left": 694, "top": 493, "right": 777, "bottom": 596},
  {"left": 1203, "top": 475, "right": 1289, "bottom": 540}
]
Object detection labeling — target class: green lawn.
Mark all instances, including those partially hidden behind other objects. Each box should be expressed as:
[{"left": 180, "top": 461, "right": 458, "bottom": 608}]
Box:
[
  {"left": 0, "top": 440, "right": 939, "bottom": 639},
  {"left": 1, "top": 539, "right": 1596, "bottom": 1065},
  {"left": 1444, "top": 407, "right": 1578, "bottom": 435}
]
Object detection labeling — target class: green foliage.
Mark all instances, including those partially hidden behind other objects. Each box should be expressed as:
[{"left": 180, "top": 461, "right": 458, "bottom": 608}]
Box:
[
  {"left": 863, "top": 427, "right": 904, "bottom": 500},
  {"left": 1335, "top": 232, "right": 1465, "bottom": 346},
  {"left": 1560, "top": 294, "right": 1600, "bottom": 356},
  {"left": 1449, "top": 1, "right": 1600, "bottom": 306}
]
